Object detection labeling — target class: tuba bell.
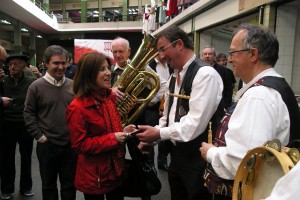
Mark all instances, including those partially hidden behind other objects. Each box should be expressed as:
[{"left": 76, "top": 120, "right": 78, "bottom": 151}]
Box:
[{"left": 113, "top": 33, "right": 160, "bottom": 125}]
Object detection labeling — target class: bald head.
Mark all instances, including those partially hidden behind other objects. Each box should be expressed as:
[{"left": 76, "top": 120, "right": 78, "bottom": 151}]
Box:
[
  {"left": 0, "top": 46, "right": 7, "bottom": 63},
  {"left": 111, "top": 37, "right": 131, "bottom": 68}
]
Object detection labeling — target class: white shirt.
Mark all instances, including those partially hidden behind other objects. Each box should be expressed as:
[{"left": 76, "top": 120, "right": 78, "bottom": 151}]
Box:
[
  {"left": 264, "top": 161, "right": 300, "bottom": 200},
  {"left": 155, "top": 59, "right": 171, "bottom": 82},
  {"left": 146, "top": 65, "right": 167, "bottom": 104},
  {"left": 158, "top": 55, "right": 223, "bottom": 142},
  {"left": 43, "top": 72, "right": 65, "bottom": 86},
  {"left": 207, "top": 68, "right": 290, "bottom": 179}
]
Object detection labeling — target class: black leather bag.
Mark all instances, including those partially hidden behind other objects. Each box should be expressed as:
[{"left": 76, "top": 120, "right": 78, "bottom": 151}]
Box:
[{"left": 122, "top": 138, "right": 162, "bottom": 197}]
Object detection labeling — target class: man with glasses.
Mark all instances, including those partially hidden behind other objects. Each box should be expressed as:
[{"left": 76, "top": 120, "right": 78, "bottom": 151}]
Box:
[
  {"left": 216, "top": 53, "right": 236, "bottom": 90},
  {"left": 200, "top": 23, "right": 300, "bottom": 200},
  {"left": 0, "top": 53, "right": 36, "bottom": 199},
  {"left": 24, "top": 45, "right": 77, "bottom": 200},
  {"left": 136, "top": 25, "right": 223, "bottom": 200}
]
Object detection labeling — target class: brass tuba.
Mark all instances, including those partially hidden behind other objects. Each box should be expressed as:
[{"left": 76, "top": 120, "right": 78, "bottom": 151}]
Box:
[{"left": 113, "top": 33, "right": 160, "bottom": 125}]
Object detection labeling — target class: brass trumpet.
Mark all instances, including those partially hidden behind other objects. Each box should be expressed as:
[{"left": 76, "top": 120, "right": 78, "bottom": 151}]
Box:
[{"left": 113, "top": 33, "right": 160, "bottom": 125}]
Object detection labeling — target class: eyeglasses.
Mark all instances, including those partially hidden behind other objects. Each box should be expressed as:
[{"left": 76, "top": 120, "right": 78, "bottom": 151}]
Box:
[
  {"left": 158, "top": 39, "right": 180, "bottom": 53},
  {"left": 228, "top": 49, "right": 250, "bottom": 57}
]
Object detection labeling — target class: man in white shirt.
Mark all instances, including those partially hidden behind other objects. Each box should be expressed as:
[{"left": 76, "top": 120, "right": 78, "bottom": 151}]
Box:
[
  {"left": 136, "top": 25, "right": 223, "bottom": 200},
  {"left": 200, "top": 23, "right": 300, "bottom": 200}
]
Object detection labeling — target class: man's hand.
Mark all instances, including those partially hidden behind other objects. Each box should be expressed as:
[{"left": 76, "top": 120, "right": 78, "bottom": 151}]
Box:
[
  {"left": 138, "top": 141, "right": 155, "bottom": 154},
  {"left": 200, "top": 142, "right": 215, "bottom": 161},
  {"left": 30, "top": 65, "right": 42, "bottom": 78},
  {"left": 1, "top": 97, "right": 13, "bottom": 107},
  {"left": 112, "top": 87, "right": 124, "bottom": 102},
  {"left": 37, "top": 135, "right": 48, "bottom": 143},
  {"left": 135, "top": 125, "right": 160, "bottom": 143}
]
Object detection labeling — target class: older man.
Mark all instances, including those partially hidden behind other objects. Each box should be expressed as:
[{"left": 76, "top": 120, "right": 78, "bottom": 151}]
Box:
[
  {"left": 200, "top": 23, "right": 300, "bottom": 200},
  {"left": 201, "top": 47, "right": 232, "bottom": 110},
  {"left": 110, "top": 36, "right": 167, "bottom": 200},
  {"left": 0, "top": 54, "right": 36, "bottom": 199}
]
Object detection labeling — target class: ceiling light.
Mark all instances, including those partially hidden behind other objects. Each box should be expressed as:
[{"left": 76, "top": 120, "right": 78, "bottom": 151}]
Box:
[
  {"left": 37, "top": 35, "right": 43, "bottom": 38},
  {"left": 1, "top": 19, "right": 11, "bottom": 24},
  {"left": 21, "top": 28, "right": 28, "bottom": 32}
]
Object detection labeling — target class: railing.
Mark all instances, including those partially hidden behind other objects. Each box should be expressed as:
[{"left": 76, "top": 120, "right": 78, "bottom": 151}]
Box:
[{"left": 57, "top": 15, "right": 143, "bottom": 23}]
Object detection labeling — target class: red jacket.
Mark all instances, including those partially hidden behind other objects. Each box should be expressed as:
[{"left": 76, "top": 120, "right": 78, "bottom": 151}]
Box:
[{"left": 66, "top": 95, "right": 126, "bottom": 194}]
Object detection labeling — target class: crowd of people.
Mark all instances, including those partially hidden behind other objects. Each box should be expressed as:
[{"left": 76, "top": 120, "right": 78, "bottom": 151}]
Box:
[{"left": 0, "top": 22, "right": 299, "bottom": 200}]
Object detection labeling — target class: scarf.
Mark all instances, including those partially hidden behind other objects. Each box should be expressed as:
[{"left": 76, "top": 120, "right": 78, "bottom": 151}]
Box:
[{"left": 92, "top": 89, "right": 125, "bottom": 177}]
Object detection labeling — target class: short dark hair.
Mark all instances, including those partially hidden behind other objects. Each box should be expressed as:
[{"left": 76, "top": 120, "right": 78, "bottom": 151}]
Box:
[
  {"left": 216, "top": 53, "right": 227, "bottom": 61},
  {"left": 43, "top": 45, "right": 68, "bottom": 64},
  {"left": 72, "top": 52, "right": 111, "bottom": 97},
  {"left": 155, "top": 25, "right": 194, "bottom": 50},
  {"left": 233, "top": 23, "right": 279, "bottom": 66}
]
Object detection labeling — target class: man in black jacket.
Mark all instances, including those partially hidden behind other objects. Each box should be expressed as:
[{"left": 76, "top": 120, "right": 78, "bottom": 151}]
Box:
[
  {"left": 201, "top": 47, "right": 233, "bottom": 110},
  {"left": 1, "top": 54, "right": 36, "bottom": 199}
]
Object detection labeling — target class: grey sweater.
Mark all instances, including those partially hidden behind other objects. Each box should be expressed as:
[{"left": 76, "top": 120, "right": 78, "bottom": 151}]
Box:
[{"left": 24, "top": 78, "right": 74, "bottom": 146}]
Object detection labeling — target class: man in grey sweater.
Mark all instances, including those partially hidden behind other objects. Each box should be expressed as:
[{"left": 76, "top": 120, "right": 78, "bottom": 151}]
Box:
[{"left": 24, "top": 45, "right": 77, "bottom": 200}]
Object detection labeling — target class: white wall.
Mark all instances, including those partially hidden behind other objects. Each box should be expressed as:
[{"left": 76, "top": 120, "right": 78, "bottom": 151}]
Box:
[
  {"left": 291, "top": 2, "right": 300, "bottom": 94},
  {"left": 275, "top": 1, "right": 300, "bottom": 94}
]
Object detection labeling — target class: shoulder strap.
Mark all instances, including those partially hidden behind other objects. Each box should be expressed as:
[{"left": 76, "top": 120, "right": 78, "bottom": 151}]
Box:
[{"left": 256, "top": 76, "right": 300, "bottom": 145}]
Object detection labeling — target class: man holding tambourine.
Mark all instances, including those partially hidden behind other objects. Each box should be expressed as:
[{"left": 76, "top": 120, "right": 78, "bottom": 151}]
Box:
[{"left": 200, "top": 23, "right": 300, "bottom": 200}]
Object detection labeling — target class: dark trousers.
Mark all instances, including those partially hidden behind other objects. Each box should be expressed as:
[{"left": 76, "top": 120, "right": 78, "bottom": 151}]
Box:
[
  {"left": 168, "top": 146, "right": 211, "bottom": 200},
  {"left": 36, "top": 142, "right": 77, "bottom": 200},
  {"left": 0, "top": 121, "right": 33, "bottom": 194},
  {"left": 157, "top": 140, "right": 173, "bottom": 166}
]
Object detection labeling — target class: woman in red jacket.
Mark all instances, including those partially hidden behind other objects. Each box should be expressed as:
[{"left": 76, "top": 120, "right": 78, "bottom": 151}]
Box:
[{"left": 66, "top": 52, "right": 134, "bottom": 200}]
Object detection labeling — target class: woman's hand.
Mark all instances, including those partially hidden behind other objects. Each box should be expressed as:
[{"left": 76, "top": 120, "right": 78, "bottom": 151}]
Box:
[{"left": 115, "top": 132, "right": 130, "bottom": 144}]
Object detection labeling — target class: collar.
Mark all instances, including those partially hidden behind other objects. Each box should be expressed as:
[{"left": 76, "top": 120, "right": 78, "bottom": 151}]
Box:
[
  {"left": 43, "top": 72, "right": 65, "bottom": 86},
  {"left": 235, "top": 68, "right": 279, "bottom": 101}
]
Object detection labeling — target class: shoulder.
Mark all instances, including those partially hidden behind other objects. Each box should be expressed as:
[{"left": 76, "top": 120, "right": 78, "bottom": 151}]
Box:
[
  {"left": 68, "top": 96, "right": 93, "bottom": 113},
  {"left": 243, "top": 85, "right": 282, "bottom": 104},
  {"left": 29, "top": 77, "right": 46, "bottom": 88}
]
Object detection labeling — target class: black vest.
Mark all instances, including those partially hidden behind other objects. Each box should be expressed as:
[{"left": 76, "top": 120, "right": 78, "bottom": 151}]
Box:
[
  {"left": 167, "top": 59, "right": 214, "bottom": 158},
  {"left": 259, "top": 76, "right": 300, "bottom": 146}
]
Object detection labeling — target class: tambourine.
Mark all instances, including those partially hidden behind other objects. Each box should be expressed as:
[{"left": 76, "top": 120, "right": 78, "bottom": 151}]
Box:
[{"left": 232, "top": 140, "right": 299, "bottom": 200}]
